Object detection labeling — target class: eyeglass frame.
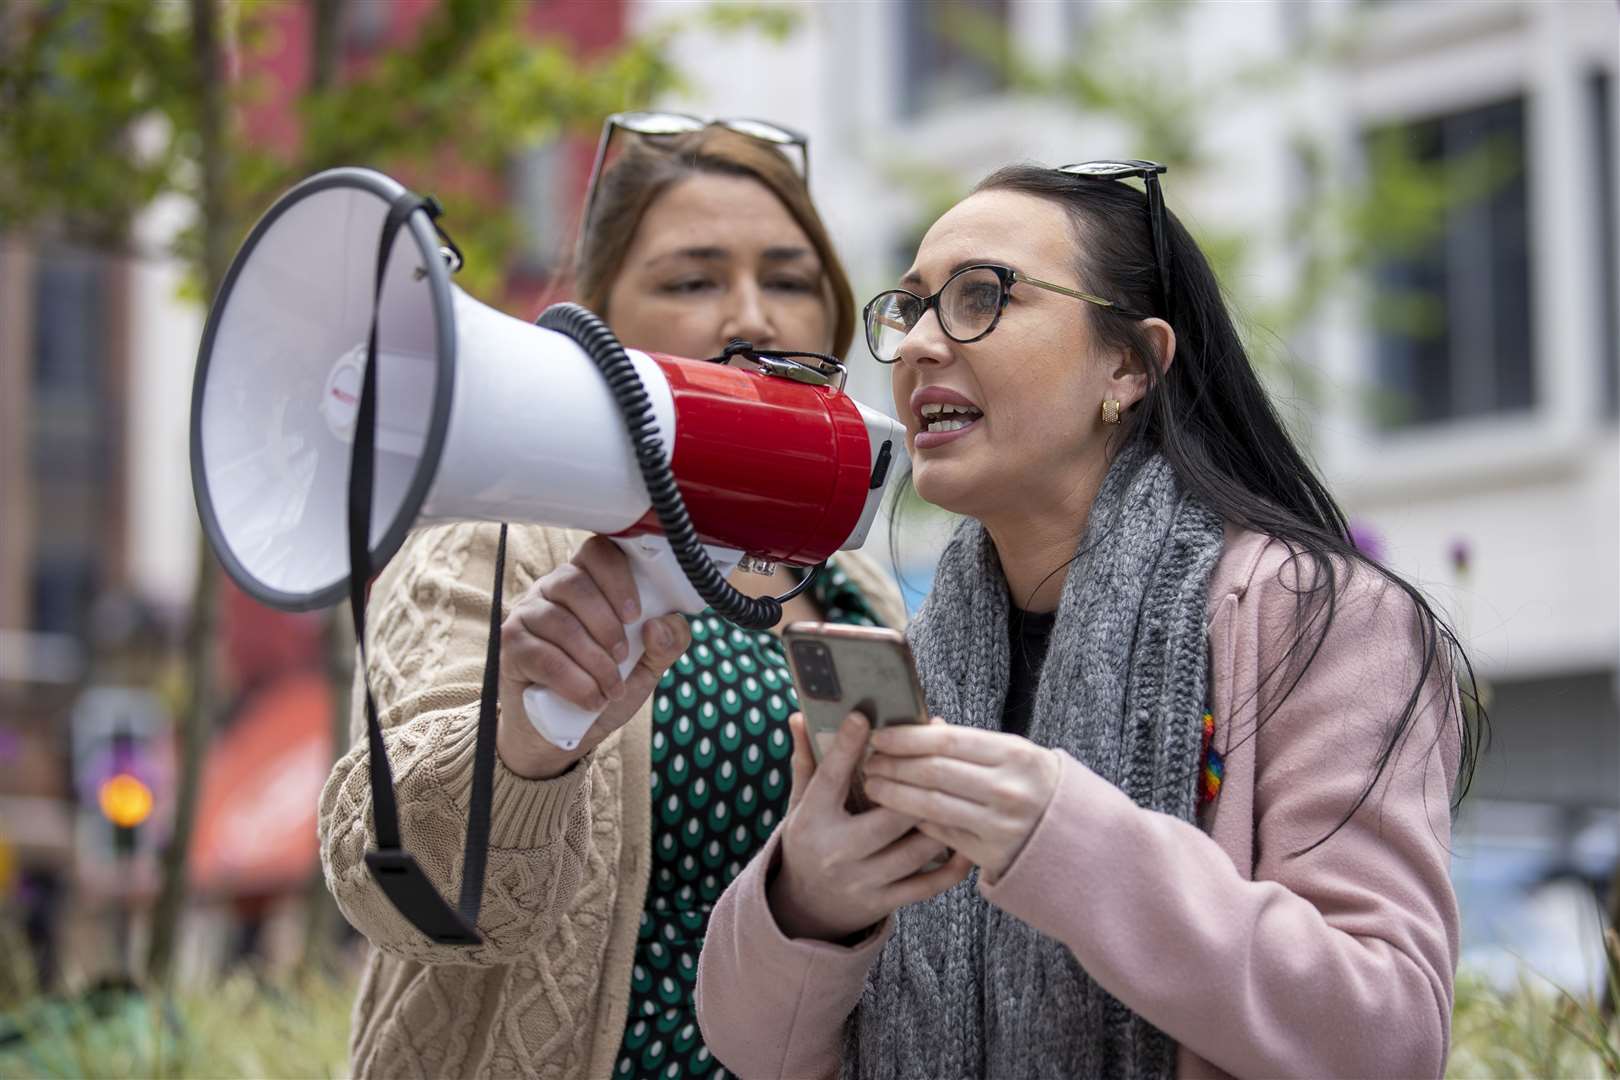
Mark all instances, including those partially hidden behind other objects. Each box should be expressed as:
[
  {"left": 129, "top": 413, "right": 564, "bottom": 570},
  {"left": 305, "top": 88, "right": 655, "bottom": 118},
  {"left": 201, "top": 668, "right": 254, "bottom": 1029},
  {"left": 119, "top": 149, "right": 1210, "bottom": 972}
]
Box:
[
  {"left": 1054, "top": 159, "right": 1171, "bottom": 319},
  {"left": 863, "top": 262, "right": 1150, "bottom": 364},
  {"left": 576, "top": 111, "right": 810, "bottom": 261}
]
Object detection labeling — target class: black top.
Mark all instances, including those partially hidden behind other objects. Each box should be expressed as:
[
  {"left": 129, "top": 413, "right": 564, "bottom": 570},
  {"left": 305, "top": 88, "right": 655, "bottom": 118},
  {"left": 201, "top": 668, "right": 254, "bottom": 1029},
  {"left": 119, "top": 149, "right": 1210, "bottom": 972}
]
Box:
[{"left": 1002, "top": 606, "right": 1057, "bottom": 739}]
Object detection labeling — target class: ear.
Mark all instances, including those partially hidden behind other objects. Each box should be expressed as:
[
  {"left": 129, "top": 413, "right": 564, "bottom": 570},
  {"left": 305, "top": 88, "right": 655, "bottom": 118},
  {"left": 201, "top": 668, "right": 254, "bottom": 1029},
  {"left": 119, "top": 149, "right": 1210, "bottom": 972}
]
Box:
[{"left": 1106, "top": 318, "right": 1176, "bottom": 412}]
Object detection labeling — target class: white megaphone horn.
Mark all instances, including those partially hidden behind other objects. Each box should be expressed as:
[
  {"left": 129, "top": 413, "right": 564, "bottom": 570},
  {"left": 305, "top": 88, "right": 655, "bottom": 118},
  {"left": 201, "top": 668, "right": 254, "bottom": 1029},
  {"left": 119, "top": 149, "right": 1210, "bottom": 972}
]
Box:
[{"left": 190, "top": 167, "right": 904, "bottom": 753}]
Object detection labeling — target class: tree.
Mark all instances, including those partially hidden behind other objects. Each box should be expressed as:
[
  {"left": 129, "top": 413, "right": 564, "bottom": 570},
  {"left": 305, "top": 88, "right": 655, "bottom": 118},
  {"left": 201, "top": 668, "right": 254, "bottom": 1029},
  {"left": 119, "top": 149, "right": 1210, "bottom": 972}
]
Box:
[
  {"left": 0, "top": 0, "right": 787, "bottom": 986},
  {"left": 892, "top": 0, "right": 1516, "bottom": 417}
]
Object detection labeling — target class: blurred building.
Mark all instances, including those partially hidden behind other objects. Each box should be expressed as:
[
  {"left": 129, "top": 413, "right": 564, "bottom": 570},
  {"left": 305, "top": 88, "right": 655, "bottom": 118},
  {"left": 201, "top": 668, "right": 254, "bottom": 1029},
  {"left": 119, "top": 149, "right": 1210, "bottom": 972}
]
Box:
[
  {"left": 0, "top": 0, "right": 631, "bottom": 986},
  {"left": 635, "top": 0, "right": 1619, "bottom": 988},
  {"left": 0, "top": 232, "right": 138, "bottom": 984}
]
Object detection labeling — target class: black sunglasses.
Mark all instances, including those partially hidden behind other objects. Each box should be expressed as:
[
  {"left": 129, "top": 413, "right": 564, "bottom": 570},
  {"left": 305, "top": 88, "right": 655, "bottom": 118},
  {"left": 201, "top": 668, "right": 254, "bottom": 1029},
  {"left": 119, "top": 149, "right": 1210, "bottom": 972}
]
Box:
[
  {"left": 1055, "top": 159, "right": 1172, "bottom": 319},
  {"left": 577, "top": 111, "right": 809, "bottom": 258},
  {"left": 863, "top": 263, "right": 1149, "bottom": 364}
]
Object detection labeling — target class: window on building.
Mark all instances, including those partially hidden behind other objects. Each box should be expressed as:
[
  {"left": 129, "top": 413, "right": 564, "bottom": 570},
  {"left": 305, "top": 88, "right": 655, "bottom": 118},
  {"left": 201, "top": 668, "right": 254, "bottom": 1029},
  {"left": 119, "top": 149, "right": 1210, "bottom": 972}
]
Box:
[
  {"left": 1368, "top": 97, "right": 1534, "bottom": 429},
  {"left": 899, "top": 0, "right": 1010, "bottom": 121},
  {"left": 29, "top": 249, "right": 112, "bottom": 639},
  {"left": 511, "top": 140, "right": 567, "bottom": 275},
  {"left": 1279, "top": 1, "right": 1312, "bottom": 46},
  {"left": 342, "top": 0, "right": 389, "bottom": 53},
  {"left": 33, "top": 252, "right": 103, "bottom": 397},
  {"left": 1591, "top": 70, "right": 1618, "bottom": 421}
]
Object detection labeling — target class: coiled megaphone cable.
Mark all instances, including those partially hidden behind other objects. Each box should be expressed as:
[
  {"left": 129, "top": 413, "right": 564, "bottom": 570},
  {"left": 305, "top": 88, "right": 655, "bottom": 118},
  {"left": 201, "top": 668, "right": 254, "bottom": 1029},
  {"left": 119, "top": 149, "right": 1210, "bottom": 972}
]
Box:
[{"left": 536, "top": 302, "right": 790, "bottom": 630}]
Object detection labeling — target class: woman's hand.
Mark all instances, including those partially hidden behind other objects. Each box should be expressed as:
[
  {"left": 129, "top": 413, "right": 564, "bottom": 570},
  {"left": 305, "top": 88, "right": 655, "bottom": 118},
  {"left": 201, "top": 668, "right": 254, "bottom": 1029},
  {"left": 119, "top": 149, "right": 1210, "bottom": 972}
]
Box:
[
  {"left": 496, "top": 536, "right": 692, "bottom": 780},
  {"left": 861, "top": 722, "right": 1061, "bottom": 885},
  {"left": 769, "top": 712, "right": 973, "bottom": 942}
]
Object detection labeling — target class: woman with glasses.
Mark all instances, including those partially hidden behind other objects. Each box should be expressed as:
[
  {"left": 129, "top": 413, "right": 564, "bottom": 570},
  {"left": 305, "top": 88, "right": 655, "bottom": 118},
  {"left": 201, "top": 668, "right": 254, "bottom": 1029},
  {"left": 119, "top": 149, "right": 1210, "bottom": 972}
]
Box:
[
  {"left": 696, "top": 162, "right": 1481, "bottom": 1079},
  {"left": 318, "top": 116, "right": 904, "bottom": 1080}
]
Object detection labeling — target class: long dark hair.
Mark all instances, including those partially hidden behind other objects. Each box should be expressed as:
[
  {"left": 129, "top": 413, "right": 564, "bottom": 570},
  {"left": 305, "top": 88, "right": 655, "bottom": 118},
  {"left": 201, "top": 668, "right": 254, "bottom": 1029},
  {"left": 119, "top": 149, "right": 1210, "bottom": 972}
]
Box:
[{"left": 902, "top": 164, "right": 1485, "bottom": 849}]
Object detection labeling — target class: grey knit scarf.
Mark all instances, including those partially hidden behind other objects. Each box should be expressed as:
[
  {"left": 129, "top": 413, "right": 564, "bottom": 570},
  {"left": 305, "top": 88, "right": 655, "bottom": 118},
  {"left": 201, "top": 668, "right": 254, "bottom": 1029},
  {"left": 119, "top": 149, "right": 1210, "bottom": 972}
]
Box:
[{"left": 844, "top": 446, "right": 1225, "bottom": 1080}]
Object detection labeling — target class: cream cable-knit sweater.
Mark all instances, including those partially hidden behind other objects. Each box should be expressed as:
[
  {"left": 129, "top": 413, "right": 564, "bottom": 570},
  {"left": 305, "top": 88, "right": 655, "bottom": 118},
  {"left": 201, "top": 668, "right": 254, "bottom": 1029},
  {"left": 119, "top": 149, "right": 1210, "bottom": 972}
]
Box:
[{"left": 317, "top": 521, "right": 905, "bottom": 1079}]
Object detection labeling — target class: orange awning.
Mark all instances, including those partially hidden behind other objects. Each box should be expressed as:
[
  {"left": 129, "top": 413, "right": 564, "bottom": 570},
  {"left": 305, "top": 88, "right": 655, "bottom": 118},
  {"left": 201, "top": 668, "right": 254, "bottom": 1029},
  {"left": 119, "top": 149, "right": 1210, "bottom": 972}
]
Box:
[{"left": 190, "top": 671, "right": 334, "bottom": 896}]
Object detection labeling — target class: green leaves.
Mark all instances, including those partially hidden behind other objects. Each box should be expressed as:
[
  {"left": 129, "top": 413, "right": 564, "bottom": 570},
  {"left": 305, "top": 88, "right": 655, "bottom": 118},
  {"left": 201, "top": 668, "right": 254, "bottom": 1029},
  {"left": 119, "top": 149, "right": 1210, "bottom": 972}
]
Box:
[
  {"left": 698, "top": 3, "right": 802, "bottom": 44},
  {"left": 0, "top": 0, "right": 777, "bottom": 300},
  {"left": 0, "top": 1, "right": 192, "bottom": 245},
  {"left": 890, "top": 0, "right": 1523, "bottom": 425}
]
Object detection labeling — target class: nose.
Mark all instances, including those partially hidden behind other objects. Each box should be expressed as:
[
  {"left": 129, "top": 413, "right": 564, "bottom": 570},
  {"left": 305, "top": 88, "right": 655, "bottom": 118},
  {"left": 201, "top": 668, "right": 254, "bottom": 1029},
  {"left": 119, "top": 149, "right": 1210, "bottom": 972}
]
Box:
[
  {"left": 721, "top": 282, "right": 777, "bottom": 351},
  {"left": 894, "top": 304, "right": 950, "bottom": 369}
]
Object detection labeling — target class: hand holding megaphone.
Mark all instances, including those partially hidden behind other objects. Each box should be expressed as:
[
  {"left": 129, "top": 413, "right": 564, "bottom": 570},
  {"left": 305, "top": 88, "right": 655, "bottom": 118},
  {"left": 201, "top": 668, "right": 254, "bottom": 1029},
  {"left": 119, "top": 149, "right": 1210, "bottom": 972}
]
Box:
[
  {"left": 496, "top": 536, "right": 696, "bottom": 777},
  {"left": 514, "top": 532, "right": 747, "bottom": 752}
]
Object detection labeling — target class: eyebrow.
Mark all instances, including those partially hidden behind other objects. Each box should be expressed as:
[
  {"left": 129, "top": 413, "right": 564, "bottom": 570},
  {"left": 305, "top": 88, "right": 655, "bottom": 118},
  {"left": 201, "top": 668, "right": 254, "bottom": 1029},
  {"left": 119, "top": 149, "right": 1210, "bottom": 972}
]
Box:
[
  {"left": 645, "top": 245, "right": 819, "bottom": 269},
  {"left": 647, "top": 246, "right": 728, "bottom": 267},
  {"left": 900, "top": 258, "right": 1011, "bottom": 290},
  {"left": 762, "top": 246, "right": 817, "bottom": 264}
]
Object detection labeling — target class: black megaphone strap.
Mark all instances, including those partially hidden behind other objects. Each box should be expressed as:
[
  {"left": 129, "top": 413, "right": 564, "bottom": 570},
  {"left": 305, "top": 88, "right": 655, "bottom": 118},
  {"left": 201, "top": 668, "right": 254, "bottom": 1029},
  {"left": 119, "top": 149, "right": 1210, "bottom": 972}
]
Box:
[{"left": 348, "top": 188, "right": 500, "bottom": 945}]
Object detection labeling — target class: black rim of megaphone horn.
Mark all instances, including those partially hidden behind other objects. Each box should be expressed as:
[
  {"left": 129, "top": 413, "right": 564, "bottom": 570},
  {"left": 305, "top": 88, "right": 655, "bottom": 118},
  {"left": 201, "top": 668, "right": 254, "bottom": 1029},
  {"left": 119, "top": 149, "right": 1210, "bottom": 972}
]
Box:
[{"left": 189, "top": 167, "right": 458, "bottom": 613}]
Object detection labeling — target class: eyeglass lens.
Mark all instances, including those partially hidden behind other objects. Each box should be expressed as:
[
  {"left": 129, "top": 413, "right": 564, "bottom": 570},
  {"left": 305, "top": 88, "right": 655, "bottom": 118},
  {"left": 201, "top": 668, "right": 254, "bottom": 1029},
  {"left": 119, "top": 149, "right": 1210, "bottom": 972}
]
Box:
[{"left": 865, "top": 267, "right": 1006, "bottom": 362}]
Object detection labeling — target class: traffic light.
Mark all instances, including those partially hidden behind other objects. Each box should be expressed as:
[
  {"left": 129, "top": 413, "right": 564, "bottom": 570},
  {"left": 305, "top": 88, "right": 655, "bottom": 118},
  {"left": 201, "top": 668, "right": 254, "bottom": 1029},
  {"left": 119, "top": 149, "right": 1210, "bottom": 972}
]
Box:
[
  {"left": 70, "top": 688, "right": 171, "bottom": 888},
  {"left": 97, "top": 730, "right": 154, "bottom": 855}
]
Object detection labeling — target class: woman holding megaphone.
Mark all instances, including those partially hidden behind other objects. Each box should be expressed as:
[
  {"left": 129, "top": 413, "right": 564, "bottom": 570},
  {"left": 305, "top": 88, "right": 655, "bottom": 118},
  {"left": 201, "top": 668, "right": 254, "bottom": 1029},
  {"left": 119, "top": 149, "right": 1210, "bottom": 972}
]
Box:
[
  {"left": 696, "top": 162, "right": 1482, "bottom": 1079},
  {"left": 317, "top": 119, "right": 912, "bottom": 1080}
]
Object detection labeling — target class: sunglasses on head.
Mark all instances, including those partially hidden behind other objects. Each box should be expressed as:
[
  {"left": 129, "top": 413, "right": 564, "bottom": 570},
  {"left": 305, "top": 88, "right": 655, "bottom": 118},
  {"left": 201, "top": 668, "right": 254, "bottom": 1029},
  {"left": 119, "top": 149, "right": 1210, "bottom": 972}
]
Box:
[
  {"left": 861, "top": 159, "right": 1172, "bottom": 364},
  {"left": 577, "top": 111, "right": 809, "bottom": 256},
  {"left": 1055, "top": 159, "right": 1171, "bottom": 320}
]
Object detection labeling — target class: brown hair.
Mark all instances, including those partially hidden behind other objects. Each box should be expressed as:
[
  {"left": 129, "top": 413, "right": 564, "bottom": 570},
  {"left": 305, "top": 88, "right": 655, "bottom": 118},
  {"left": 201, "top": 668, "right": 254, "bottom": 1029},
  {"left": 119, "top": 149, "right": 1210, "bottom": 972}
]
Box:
[{"left": 574, "top": 126, "right": 856, "bottom": 356}]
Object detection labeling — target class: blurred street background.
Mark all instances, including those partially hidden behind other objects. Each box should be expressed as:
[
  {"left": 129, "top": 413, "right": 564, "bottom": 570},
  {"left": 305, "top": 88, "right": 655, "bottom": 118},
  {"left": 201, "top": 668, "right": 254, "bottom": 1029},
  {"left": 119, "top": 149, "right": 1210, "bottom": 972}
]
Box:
[{"left": 0, "top": 0, "right": 1616, "bottom": 1075}]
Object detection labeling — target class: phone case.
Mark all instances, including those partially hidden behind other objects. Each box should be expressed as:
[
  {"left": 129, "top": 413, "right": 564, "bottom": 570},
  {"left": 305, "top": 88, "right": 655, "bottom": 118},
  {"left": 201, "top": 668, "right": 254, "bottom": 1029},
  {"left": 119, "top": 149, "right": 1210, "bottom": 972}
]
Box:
[{"left": 781, "top": 621, "right": 929, "bottom": 772}]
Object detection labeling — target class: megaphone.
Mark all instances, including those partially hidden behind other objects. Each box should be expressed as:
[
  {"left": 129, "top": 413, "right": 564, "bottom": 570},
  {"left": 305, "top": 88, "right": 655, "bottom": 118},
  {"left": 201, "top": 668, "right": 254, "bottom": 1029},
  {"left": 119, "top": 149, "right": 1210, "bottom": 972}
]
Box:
[{"left": 190, "top": 168, "right": 904, "bottom": 751}]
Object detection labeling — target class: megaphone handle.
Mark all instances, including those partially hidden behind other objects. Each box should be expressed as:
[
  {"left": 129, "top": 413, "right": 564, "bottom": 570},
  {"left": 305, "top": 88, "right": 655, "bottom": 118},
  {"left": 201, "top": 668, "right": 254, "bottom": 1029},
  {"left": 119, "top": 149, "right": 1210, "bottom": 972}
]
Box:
[{"left": 522, "top": 537, "right": 743, "bottom": 751}]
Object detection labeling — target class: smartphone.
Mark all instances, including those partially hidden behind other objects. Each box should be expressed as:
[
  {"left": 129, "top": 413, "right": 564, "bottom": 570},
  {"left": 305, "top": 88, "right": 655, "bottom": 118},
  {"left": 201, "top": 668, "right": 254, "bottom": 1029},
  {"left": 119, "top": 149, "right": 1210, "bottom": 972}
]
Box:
[{"left": 781, "top": 621, "right": 930, "bottom": 813}]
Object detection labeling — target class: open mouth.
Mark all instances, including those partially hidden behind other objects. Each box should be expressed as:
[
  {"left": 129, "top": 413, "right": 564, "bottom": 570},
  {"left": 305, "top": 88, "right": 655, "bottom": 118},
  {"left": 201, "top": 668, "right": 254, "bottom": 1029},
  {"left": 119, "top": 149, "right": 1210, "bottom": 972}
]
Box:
[{"left": 918, "top": 402, "right": 984, "bottom": 434}]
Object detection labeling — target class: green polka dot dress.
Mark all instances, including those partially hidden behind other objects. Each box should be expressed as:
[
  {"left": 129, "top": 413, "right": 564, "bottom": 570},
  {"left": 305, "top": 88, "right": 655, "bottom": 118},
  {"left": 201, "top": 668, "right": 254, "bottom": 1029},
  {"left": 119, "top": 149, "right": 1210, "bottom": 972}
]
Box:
[{"left": 614, "top": 565, "right": 879, "bottom": 1080}]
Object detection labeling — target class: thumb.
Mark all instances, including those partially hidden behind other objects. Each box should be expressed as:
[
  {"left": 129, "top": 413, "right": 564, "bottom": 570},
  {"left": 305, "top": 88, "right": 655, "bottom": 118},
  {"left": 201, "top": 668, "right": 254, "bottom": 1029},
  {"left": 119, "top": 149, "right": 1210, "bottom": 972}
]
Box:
[
  {"left": 803, "top": 710, "right": 868, "bottom": 814},
  {"left": 787, "top": 713, "right": 816, "bottom": 812},
  {"left": 640, "top": 612, "right": 692, "bottom": 669},
  {"left": 613, "top": 614, "right": 692, "bottom": 715}
]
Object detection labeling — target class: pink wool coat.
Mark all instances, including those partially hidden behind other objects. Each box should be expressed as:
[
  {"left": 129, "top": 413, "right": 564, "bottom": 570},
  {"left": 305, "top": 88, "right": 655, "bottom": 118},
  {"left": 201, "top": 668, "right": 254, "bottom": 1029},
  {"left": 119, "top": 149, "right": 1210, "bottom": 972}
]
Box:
[{"left": 695, "top": 528, "right": 1462, "bottom": 1079}]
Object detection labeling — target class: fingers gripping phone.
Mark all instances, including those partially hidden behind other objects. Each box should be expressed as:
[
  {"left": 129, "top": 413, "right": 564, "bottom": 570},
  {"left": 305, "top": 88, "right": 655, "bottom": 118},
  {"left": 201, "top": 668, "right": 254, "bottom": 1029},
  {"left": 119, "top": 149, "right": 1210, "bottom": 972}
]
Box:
[{"left": 781, "top": 622, "right": 929, "bottom": 814}]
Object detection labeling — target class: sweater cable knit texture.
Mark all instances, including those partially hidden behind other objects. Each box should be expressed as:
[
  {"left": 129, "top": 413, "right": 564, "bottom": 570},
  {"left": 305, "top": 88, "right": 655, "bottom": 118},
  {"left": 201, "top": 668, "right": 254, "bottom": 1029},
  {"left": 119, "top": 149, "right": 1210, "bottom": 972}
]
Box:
[{"left": 318, "top": 521, "right": 905, "bottom": 1079}]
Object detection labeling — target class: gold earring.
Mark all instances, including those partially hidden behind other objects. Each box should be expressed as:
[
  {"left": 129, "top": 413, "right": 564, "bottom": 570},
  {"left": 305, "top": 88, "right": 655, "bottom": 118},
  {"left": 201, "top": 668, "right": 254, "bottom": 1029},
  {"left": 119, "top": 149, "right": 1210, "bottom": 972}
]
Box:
[{"left": 1101, "top": 399, "right": 1121, "bottom": 425}]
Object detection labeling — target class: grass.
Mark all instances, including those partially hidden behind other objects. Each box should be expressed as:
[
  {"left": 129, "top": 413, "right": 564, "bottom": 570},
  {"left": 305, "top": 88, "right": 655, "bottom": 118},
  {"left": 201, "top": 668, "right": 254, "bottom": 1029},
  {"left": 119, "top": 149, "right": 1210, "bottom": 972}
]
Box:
[
  {"left": 0, "top": 931, "right": 1613, "bottom": 1078},
  {"left": 1448, "top": 929, "right": 1620, "bottom": 1079},
  {"left": 0, "top": 970, "right": 352, "bottom": 1080}
]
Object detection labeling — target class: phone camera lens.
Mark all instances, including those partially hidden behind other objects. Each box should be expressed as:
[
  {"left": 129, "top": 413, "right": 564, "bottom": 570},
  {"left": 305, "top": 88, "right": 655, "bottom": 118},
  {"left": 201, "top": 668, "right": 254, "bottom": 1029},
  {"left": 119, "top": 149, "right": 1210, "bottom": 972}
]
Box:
[{"left": 788, "top": 640, "right": 842, "bottom": 701}]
